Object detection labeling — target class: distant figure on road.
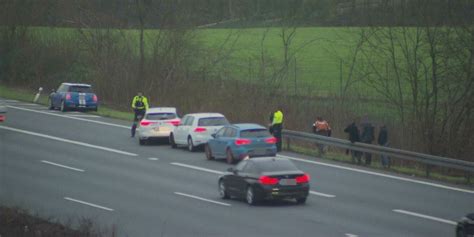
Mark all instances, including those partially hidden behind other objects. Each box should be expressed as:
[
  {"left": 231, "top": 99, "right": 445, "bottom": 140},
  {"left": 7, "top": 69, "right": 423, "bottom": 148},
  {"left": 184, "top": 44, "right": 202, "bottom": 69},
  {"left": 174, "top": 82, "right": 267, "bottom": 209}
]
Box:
[
  {"left": 344, "top": 120, "right": 361, "bottom": 164},
  {"left": 360, "top": 116, "right": 375, "bottom": 165},
  {"left": 130, "top": 92, "right": 149, "bottom": 137},
  {"left": 378, "top": 124, "right": 390, "bottom": 168},
  {"left": 312, "top": 116, "right": 331, "bottom": 155},
  {"left": 270, "top": 106, "right": 284, "bottom": 152}
]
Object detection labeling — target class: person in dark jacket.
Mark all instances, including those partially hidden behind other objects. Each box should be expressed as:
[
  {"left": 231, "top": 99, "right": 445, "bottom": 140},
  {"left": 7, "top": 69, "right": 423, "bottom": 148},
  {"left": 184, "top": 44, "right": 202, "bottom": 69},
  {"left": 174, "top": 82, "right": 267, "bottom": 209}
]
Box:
[
  {"left": 360, "top": 116, "right": 375, "bottom": 165},
  {"left": 378, "top": 124, "right": 390, "bottom": 168},
  {"left": 344, "top": 120, "right": 361, "bottom": 164}
]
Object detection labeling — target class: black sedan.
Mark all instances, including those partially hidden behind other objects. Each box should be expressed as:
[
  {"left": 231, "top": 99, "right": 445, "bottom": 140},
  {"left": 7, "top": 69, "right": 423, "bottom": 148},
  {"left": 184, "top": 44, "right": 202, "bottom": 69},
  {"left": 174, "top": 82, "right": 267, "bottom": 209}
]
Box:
[
  {"left": 457, "top": 213, "right": 474, "bottom": 237},
  {"left": 218, "top": 157, "right": 310, "bottom": 205}
]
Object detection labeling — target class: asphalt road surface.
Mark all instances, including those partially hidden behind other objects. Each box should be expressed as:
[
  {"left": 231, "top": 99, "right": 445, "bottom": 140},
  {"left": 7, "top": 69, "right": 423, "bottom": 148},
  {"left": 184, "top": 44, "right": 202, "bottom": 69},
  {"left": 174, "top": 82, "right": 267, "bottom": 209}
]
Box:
[{"left": 1, "top": 99, "right": 473, "bottom": 237}]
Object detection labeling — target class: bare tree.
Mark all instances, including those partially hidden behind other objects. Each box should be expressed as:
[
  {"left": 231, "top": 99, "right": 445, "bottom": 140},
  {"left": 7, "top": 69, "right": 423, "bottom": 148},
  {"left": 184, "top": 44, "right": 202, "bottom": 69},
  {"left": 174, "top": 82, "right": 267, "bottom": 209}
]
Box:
[{"left": 352, "top": 22, "right": 473, "bottom": 159}]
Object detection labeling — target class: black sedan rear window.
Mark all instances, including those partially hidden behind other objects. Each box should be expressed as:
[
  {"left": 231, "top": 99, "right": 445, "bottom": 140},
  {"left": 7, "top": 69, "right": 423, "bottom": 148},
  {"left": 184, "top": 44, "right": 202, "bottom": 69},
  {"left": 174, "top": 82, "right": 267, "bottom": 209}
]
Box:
[
  {"left": 240, "top": 129, "right": 270, "bottom": 138},
  {"left": 198, "top": 117, "right": 229, "bottom": 126},
  {"left": 69, "top": 86, "right": 93, "bottom": 93},
  {"left": 255, "top": 159, "right": 299, "bottom": 172},
  {"left": 146, "top": 113, "right": 177, "bottom": 120}
]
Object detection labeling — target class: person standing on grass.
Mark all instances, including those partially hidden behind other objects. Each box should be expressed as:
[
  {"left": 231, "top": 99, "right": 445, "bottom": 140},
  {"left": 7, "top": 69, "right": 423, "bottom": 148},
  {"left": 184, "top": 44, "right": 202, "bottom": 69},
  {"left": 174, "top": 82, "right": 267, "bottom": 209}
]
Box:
[
  {"left": 378, "top": 124, "right": 390, "bottom": 168},
  {"left": 344, "top": 120, "right": 361, "bottom": 164},
  {"left": 313, "top": 116, "right": 331, "bottom": 155},
  {"left": 130, "top": 92, "right": 149, "bottom": 137},
  {"left": 360, "top": 115, "right": 375, "bottom": 165}
]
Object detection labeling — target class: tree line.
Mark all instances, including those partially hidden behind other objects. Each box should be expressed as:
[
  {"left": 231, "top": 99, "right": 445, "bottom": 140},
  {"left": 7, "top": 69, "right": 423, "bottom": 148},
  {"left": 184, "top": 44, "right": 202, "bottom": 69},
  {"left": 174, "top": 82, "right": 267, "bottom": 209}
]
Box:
[{"left": 1, "top": 0, "right": 473, "bottom": 28}]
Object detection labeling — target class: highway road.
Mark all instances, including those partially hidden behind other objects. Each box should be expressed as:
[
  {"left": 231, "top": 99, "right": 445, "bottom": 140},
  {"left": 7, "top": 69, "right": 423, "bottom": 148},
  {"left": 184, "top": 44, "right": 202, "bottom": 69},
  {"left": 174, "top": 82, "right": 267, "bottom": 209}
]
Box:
[{"left": 1, "top": 99, "right": 473, "bottom": 237}]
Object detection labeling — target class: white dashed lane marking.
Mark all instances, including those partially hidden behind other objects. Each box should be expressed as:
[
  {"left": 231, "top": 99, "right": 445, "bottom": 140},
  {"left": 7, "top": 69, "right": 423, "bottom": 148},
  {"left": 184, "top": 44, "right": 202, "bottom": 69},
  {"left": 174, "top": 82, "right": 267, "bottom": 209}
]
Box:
[
  {"left": 41, "top": 160, "right": 85, "bottom": 172},
  {"left": 174, "top": 192, "right": 231, "bottom": 207},
  {"left": 64, "top": 197, "right": 114, "bottom": 212},
  {"left": 393, "top": 209, "right": 457, "bottom": 225}
]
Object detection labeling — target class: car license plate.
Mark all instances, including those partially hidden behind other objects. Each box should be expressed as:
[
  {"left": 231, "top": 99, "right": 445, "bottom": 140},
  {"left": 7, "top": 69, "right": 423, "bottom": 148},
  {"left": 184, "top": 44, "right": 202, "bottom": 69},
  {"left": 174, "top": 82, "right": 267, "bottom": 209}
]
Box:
[
  {"left": 153, "top": 127, "right": 160, "bottom": 131},
  {"left": 279, "top": 179, "right": 296, "bottom": 186}
]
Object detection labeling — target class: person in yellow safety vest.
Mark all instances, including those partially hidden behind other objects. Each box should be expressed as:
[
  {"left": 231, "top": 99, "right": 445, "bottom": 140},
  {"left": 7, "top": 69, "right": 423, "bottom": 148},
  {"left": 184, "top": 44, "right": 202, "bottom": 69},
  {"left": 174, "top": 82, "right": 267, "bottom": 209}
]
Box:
[
  {"left": 271, "top": 107, "right": 284, "bottom": 152},
  {"left": 131, "top": 92, "right": 149, "bottom": 137}
]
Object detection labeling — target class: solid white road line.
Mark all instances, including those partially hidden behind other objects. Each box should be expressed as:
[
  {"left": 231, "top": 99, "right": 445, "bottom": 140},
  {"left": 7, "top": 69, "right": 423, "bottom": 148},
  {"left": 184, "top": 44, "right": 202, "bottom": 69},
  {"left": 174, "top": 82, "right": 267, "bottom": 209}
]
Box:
[
  {"left": 67, "top": 115, "right": 101, "bottom": 118},
  {"left": 174, "top": 192, "right": 231, "bottom": 207},
  {"left": 0, "top": 125, "right": 137, "bottom": 157},
  {"left": 171, "top": 162, "right": 336, "bottom": 198},
  {"left": 7, "top": 105, "right": 129, "bottom": 129},
  {"left": 277, "top": 154, "right": 474, "bottom": 195},
  {"left": 148, "top": 157, "right": 159, "bottom": 161},
  {"left": 41, "top": 160, "right": 85, "bottom": 172},
  {"left": 310, "top": 191, "right": 336, "bottom": 198},
  {"left": 170, "top": 162, "right": 224, "bottom": 175},
  {"left": 19, "top": 103, "right": 40, "bottom": 106},
  {"left": 393, "top": 209, "right": 457, "bottom": 225},
  {"left": 64, "top": 197, "right": 114, "bottom": 212}
]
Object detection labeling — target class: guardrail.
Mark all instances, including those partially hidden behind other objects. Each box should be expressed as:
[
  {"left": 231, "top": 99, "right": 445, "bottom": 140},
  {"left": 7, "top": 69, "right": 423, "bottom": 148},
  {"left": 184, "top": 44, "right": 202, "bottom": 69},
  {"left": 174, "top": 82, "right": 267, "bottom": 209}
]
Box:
[{"left": 282, "top": 129, "right": 474, "bottom": 183}]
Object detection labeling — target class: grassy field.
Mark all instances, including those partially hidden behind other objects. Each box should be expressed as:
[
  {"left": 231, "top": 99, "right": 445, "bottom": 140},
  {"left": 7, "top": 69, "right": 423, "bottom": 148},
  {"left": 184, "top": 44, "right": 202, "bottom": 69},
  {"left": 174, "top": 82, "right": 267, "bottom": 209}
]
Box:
[
  {"left": 27, "top": 26, "right": 360, "bottom": 94},
  {"left": 194, "top": 27, "right": 354, "bottom": 91}
]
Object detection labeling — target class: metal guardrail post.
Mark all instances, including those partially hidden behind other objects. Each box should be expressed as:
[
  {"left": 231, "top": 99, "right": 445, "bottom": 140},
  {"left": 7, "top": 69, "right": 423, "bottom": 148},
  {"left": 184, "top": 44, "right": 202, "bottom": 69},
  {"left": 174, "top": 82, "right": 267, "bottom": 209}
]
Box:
[{"left": 286, "top": 137, "right": 291, "bottom": 151}]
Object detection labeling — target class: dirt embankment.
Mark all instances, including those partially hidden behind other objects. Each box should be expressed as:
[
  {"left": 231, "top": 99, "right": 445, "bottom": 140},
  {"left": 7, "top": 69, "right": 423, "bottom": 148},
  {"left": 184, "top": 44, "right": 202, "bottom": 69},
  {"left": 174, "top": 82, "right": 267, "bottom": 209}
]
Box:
[{"left": 0, "top": 206, "right": 113, "bottom": 237}]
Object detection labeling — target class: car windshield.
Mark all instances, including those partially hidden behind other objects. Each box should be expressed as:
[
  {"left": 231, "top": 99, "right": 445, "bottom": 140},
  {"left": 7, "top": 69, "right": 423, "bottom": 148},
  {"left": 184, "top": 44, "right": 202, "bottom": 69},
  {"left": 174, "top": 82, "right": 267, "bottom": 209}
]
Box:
[
  {"left": 146, "top": 113, "right": 176, "bottom": 120},
  {"left": 255, "top": 159, "right": 299, "bottom": 173},
  {"left": 240, "top": 129, "right": 270, "bottom": 138},
  {"left": 198, "top": 117, "right": 229, "bottom": 126},
  {"left": 69, "top": 86, "right": 93, "bottom": 93}
]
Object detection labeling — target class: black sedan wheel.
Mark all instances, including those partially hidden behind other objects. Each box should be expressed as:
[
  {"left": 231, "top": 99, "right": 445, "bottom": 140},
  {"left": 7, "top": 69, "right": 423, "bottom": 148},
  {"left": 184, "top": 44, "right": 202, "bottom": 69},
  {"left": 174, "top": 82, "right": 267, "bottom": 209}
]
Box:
[
  {"left": 205, "top": 144, "right": 214, "bottom": 160},
  {"left": 218, "top": 180, "right": 229, "bottom": 199},
  {"left": 246, "top": 186, "right": 257, "bottom": 205}
]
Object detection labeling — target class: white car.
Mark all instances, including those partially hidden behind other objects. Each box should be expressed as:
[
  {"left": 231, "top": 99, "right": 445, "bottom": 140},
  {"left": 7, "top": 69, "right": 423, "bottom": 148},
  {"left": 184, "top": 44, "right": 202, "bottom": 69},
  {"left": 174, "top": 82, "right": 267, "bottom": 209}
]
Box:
[
  {"left": 137, "top": 107, "right": 180, "bottom": 145},
  {"left": 170, "top": 113, "right": 229, "bottom": 151}
]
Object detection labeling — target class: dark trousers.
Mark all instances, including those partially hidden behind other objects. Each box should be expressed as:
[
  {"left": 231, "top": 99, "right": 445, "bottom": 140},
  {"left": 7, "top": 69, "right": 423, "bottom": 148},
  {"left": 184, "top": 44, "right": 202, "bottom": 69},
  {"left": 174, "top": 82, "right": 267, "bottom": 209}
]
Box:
[
  {"left": 363, "top": 141, "right": 373, "bottom": 165},
  {"left": 351, "top": 150, "right": 362, "bottom": 164},
  {"left": 131, "top": 109, "right": 145, "bottom": 137},
  {"left": 272, "top": 123, "right": 282, "bottom": 152}
]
